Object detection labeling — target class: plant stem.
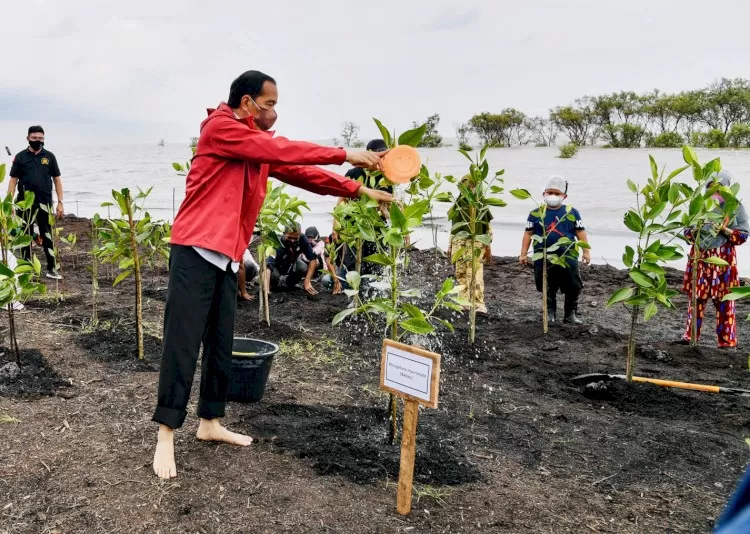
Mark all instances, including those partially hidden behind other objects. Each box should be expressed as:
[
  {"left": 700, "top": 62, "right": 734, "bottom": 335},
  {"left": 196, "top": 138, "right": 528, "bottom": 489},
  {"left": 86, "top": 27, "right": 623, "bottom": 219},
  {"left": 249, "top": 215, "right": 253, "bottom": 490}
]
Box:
[
  {"left": 542, "top": 235, "right": 549, "bottom": 334},
  {"left": 91, "top": 222, "right": 99, "bottom": 327},
  {"left": 690, "top": 233, "right": 700, "bottom": 347},
  {"left": 388, "top": 245, "right": 399, "bottom": 445},
  {"left": 626, "top": 303, "right": 639, "bottom": 381},
  {"left": 355, "top": 240, "right": 363, "bottom": 275},
  {"left": 125, "top": 193, "right": 144, "bottom": 360},
  {"left": 0, "top": 241, "right": 20, "bottom": 363}
]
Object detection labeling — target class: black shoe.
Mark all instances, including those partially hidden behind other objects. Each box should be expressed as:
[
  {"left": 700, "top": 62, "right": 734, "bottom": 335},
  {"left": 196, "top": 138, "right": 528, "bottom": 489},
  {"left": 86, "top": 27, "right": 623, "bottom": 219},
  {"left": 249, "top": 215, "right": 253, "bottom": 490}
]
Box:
[{"left": 564, "top": 312, "right": 583, "bottom": 324}]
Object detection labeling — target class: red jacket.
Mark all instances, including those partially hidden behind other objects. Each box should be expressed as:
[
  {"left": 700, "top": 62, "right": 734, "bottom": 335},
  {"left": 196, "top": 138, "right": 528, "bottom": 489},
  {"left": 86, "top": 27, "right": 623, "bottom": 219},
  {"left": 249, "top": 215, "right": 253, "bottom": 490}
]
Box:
[{"left": 170, "top": 103, "right": 361, "bottom": 261}]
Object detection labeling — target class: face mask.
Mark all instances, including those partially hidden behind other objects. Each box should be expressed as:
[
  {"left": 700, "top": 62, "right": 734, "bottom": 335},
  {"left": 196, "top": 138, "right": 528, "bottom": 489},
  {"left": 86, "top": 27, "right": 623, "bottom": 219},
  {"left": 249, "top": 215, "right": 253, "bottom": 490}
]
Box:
[
  {"left": 711, "top": 193, "right": 725, "bottom": 203},
  {"left": 249, "top": 97, "right": 277, "bottom": 131},
  {"left": 544, "top": 194, "right": 562, "bottom": 208},
  {"left": 29, "top": 140, "right": 44, "bottom": 151}
]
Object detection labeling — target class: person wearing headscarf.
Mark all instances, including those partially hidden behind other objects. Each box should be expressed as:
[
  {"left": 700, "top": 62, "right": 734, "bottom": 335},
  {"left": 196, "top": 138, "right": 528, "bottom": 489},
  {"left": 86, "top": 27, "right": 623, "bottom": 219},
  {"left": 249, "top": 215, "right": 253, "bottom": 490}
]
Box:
[{"left": 681, "top": 169, "right": 749, "bottom": 348}]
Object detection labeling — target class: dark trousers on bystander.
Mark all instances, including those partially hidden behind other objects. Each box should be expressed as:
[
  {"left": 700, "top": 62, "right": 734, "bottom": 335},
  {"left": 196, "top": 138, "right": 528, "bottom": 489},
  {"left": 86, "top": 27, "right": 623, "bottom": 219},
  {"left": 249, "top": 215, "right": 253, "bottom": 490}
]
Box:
[
  {"left": 534, "top": 261, "right": 583, "bottom": 318},
  {"left": 18, "top": 202, "right": 55, "bottom": 271},
  {"left": 152, "top": 245, "right": 237, "bottom": 429}
]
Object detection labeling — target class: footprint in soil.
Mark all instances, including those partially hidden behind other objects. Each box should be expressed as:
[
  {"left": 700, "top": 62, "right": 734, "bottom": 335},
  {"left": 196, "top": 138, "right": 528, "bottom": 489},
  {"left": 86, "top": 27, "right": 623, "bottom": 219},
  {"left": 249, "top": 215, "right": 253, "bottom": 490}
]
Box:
[{"left": 242, "top": 403, "right": 481, "bottom": 486}]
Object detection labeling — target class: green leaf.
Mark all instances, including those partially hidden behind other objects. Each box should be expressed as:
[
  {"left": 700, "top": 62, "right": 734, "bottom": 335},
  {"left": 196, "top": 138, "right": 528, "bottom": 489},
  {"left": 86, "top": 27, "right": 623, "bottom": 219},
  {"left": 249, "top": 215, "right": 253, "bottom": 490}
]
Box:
[
  {"left": 626, "top": 179, "right": 638, "bottom": 194},
  {"left": 649, "top": 155, "right": 658, "bottom": 180},
  {"left": 606, "top": 287, "right": 634, "bottom": 308},
  {"left": 401, "top": 303, "right": 425, "bottom": 319},
  {"left": 475, "top": 234, "right": 492, "bottom": 246},
  {"left": 625, "top": 294, "right": 651, "bottom": 306},
  {"left": 510, "top": 189, "right": 532, "bottom": 200},
  {"left": 623, "top": 211, "right": 644, "bottom": 233},
  {"left": 373, "top": 118, "right": 393, "bottom": 148},
  {"left": 400, "top": 318, "right": 435, "bottom": 335},
  {"left": 172, "top": 162, "right": 182, "bottom": 172},
  {"left": 345, "top": 271, "right": 361, "bottom": 290},
  {"left": 0, "top": 262, "right": 14, "bottom": 278},
  {"left": 723, "top": 287, "right": 750, "bottom": 301},
  {"left": 389, "top": 203, "right": 407, "bottom": 229},
  {"left": 113, "top": 270, "right": 132, "bottom": 286},
  {"left": 332, "top": 307, "right": 357, "bottom": 326},
  {"left": 485, "top": 198, "right": 507, "bottom": 207},
  {"left": 703, "top": 256, "right": 729, "bottom": 267},
  {"left": 629, "top": 270, "right": 654, "bottom": 288},
  {"left": 667, "top": 165, "right": 689, "bottom": 181},
  {"left": 643, "top": 301, "right": 658, "bottom": 322},
  {"left": 399, "top": 289, "right": 421, "bottom": 298},
  {"left": 682, "top": 146, "right": 697, "bottom": 166},
  {"left": 363, "top": 253, "right": 391, "bottom": 266},
  {"left": 435, "top": 318, "right": 455, "bottom": 333},
  {"left": 623, "top": 246, "right": 635, "bottom": 268},
  {"left": 640, "top": 262, "right": 665, "bottom": 275},
  {"left": 397, "top": 123, "right": 427, "bottom": 147}
]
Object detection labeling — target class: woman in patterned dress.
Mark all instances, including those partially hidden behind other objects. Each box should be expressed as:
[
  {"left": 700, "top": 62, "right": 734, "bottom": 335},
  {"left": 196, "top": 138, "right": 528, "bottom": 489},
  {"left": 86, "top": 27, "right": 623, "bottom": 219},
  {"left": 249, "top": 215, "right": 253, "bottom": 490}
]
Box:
[{"left": 681, "top": 170, "right": 749, "bottom": 348}]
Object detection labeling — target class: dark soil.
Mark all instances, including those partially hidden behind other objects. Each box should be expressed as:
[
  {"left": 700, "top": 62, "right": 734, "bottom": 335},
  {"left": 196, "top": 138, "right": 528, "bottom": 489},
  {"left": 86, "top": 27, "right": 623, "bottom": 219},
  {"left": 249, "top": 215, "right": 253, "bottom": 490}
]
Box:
[
  {"left": 0, "top": 348, "right": 71, "bottom": 399},
  {"left": 1, "top": 216, "right": 750, "bottom": 533}
]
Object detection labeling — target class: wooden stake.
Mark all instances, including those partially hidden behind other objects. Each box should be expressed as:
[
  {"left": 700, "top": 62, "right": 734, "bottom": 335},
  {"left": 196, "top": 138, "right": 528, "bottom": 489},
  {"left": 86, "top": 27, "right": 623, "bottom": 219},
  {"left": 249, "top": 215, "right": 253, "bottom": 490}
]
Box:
[{"left": 397, "top": 399, "right": 419, "bottom": 515}]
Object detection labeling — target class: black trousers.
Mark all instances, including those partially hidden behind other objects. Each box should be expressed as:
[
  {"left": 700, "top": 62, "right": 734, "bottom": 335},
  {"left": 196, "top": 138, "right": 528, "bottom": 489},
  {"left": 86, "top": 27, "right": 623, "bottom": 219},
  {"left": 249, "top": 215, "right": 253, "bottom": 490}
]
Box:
[
  {"left": 152, "top": 245, "right": 237, "bottom": 429},
  {"left": 270, "top": 258, "right": 309, "bottom": 289},
  {"left": 18, "top": 202, "right": 55, "bottom": 271},
  {"left": 534, "top": 261, "right": 583, "bottom": 315}
]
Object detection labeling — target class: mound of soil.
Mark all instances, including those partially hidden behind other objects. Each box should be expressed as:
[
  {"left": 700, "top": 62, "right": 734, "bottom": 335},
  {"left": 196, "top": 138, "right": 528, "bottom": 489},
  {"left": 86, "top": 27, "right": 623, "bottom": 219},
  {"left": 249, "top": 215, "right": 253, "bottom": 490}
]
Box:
[{"left": 0, "top": 348, "right": 71, "bottom": 399}]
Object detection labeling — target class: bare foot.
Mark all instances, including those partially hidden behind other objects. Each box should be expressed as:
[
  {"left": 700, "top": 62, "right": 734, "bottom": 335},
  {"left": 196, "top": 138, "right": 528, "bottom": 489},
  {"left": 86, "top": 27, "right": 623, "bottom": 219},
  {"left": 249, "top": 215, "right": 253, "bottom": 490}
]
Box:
[
  {"left": 238, "top": 291, "right": 255, "bottom": 301},
  {"left": 196, "top": 418, "right": 253, "bottom": 446},
  {"left": 153, "top": 425, "right": 177, "bottom": 479}
]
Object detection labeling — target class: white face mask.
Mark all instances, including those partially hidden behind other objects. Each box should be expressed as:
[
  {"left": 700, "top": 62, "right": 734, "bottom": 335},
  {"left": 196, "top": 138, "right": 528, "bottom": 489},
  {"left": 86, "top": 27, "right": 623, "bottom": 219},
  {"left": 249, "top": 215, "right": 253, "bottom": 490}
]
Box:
[{"left": 544, "top": 194, "right": 563, "bottom": 208}]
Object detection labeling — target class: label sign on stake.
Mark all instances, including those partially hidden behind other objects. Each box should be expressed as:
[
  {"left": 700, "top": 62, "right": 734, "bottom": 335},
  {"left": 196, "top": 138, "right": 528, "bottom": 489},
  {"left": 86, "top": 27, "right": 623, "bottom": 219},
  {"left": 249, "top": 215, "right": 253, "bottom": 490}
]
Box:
[{"left": 380, "top": 339, "right": 441, "bottom": 515}]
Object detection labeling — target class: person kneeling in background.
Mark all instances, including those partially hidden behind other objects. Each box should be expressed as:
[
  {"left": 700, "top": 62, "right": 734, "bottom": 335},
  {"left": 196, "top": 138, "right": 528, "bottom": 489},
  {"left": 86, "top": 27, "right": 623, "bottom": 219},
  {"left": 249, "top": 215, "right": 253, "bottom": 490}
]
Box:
[
  {"left": 265, "top": 222, "right": 319, "bottom": 295},
  {"left": 520, "top": 175, "right": 590, "bottom": 324},
  {"left": 237, "top": 238, "right": 259, "bottom": 301},
  {"left": 304, "top": 226, "right": 342, "bottom": 294}
]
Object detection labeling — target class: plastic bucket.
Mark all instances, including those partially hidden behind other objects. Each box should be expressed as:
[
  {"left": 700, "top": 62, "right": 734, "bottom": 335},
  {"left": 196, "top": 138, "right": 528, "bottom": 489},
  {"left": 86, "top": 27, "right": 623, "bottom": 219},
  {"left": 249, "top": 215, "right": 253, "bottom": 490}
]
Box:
[{"left": 227, "top": 338, "right": 279, "bottom": 403}]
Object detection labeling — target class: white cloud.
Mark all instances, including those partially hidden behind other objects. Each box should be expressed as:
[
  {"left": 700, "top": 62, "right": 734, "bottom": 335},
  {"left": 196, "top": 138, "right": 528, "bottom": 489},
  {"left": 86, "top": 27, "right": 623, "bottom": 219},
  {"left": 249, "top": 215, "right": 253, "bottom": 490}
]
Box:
[{"left": 2, "top": 0, "right": 750, "bottom": 144}]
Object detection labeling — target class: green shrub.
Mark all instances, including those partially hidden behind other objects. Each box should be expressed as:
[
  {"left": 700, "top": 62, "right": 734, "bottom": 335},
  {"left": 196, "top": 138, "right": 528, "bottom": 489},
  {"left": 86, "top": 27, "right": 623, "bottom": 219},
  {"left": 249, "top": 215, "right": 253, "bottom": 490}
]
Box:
[
  {"left": 645, "top": 131, "right": 685, "bottom": 148},
  {"left": 558, "top": 143, "right": 579, "bottom": 158}
]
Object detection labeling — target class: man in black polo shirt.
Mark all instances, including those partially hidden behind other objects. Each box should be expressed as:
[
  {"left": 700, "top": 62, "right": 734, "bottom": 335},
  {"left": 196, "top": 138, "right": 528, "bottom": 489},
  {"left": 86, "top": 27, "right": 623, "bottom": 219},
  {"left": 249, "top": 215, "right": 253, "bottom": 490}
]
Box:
[{"left": 8, "top": 125, "right": 64, "bottom": 279}]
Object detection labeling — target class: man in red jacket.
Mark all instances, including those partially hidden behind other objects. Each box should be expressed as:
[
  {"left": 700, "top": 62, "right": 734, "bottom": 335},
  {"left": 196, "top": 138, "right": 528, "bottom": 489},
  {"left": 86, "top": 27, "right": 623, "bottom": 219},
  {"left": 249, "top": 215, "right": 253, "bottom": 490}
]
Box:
[{"left": 153, "top": 70, "right": 391, "bottom": 479}]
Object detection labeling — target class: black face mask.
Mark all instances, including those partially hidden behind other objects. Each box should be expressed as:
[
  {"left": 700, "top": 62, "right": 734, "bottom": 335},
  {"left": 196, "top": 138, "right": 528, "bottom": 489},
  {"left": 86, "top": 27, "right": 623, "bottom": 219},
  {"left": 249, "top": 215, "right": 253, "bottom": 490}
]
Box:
[{"left": 29, "top": 140, "right": 44, "bottom": 151}]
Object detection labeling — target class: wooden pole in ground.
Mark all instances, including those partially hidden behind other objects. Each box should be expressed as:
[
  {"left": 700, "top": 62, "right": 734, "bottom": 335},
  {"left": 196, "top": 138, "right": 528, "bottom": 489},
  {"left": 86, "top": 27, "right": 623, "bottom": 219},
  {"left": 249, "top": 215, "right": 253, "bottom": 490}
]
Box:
[{"left": 397, "top": 399, "right": 419, "bottom": 515}]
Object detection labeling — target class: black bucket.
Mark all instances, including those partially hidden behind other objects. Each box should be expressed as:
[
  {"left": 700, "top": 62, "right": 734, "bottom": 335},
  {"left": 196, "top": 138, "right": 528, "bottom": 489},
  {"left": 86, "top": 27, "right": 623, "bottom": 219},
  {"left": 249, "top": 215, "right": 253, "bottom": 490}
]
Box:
[{"left": 227, "top": 338, "right": 279, "bottom": 403}]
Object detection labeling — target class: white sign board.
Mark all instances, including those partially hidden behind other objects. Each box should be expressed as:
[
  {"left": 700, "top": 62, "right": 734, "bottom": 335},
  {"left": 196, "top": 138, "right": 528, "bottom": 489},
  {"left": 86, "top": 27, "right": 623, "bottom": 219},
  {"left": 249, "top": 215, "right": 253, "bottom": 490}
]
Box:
[{"left": 380, "top": 340, "right": 440, "bottom": 408}]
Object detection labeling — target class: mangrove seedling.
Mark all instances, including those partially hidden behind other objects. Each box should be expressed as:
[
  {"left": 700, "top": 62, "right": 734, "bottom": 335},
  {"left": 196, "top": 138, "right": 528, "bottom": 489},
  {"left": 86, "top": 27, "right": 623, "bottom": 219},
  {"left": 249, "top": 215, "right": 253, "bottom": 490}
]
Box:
[
  {"left": 96, "top": 187, "right": 157, "bottom": 359},
  {"left": 449, "top": 147, "right": 506, "bottom": 343},
  {"left": 256, "top": 182, "right": 309, "bottom": 325},
  {"left": 678, "top": 147, "right": 740, "bottom": 346},
  {"left": 511, "top": 188, "right": 590, "bottom": 334},
  {"left": 332, "top": 118, "right": 464, "bottom": 444},
  {"left": 606, "top": 155, "right": 689, "bottom": 381},
  {"left": 0, "top": 164, "right": 46, "bottom": 362}
]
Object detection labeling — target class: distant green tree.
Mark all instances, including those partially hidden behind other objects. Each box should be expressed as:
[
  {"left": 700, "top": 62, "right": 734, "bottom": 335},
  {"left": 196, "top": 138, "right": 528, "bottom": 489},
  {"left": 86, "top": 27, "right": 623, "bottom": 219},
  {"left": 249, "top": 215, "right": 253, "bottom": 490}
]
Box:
[{"left": 414, "top": 114, "right": 443, "bottom": 147}]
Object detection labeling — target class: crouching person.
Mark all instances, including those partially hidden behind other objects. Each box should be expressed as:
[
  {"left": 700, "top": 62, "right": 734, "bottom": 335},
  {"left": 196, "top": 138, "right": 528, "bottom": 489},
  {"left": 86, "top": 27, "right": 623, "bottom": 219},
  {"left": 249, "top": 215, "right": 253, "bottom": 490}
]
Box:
[{"left": 265, "top": 222, "right": 320, "bottom": 295}]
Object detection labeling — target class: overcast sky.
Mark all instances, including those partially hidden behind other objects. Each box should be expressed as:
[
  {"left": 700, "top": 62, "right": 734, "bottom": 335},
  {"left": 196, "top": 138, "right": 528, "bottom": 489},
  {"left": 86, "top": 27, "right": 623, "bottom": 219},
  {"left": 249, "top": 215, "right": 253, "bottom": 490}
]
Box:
[{"left": 1, "top": 0, "right": 749, "bottom": 146}]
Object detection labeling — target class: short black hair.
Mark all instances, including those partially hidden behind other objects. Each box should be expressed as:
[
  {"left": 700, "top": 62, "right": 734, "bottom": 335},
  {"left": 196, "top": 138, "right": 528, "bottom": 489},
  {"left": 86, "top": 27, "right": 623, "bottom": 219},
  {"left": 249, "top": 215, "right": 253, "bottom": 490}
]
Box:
[
  {"left": 284, "top": 221, "right": 301, "bottom": 234},
  {"left": 28, "top": 125, "right": 44, "bottom": 135},
  {"left": 228, "top": 70, "right": 276, "bottom": 108},
  {"left": 366, "top": 139, "right": 387, "bottom": 152}
]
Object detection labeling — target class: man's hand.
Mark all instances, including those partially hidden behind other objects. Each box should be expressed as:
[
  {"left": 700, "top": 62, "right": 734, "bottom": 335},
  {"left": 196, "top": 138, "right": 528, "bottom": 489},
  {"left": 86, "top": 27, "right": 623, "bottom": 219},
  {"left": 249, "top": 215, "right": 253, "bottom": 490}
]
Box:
[
  {"left": 519, "top": 254, "right": 529, "bottom": 265},
  {"left": 360, "top": 187, "right": 393, "bottom": 203},
  {"left": 332, "top": 280, "right": 342, "bottom": 295},
  {"left": 303, "top": 281, "right": 318, "bottom": 296},
  {"left": 582, "top": 249, "right": 591, "bottom": 265},
  {"left": 346, "top": 149, "right": 387, "bottom": 170},
  {"left": 55, "top": 202, "right": 64, "bottom": 219}
]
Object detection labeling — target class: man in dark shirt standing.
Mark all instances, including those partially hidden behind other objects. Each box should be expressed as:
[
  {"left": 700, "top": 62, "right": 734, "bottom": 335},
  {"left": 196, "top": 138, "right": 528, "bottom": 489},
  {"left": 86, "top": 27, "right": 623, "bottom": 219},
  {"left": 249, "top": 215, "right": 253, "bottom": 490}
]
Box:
[{"left": 8, "top": 125, "right": 64, "bottom": 279}]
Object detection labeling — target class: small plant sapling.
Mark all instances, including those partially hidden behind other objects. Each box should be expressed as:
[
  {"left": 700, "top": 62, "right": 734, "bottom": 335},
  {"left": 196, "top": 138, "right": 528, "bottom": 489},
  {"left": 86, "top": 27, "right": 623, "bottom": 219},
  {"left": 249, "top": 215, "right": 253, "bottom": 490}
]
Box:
[
  {"left": 678, "top": 147, "right": 740, "bottom": 346},
  {"left": 332, "top": 119, "right": 465, "bottom": 444},
  {"left": 511, "top": 189, "right": 590, "bottom": 334},
  {"left": 256, "top": 182, "right": 309, "bottom": 326},
  {"left": 96, "top": 187, "right": 158, "bottom": 360},
  {"left": 606, "top": 155, "right": 689, "bottom": 381},
  {"left": 0, "top": 164, "right": 46, "bottom": 362},
  {"left": 449, "top": 147, "right": 506, "bottom": 342}
]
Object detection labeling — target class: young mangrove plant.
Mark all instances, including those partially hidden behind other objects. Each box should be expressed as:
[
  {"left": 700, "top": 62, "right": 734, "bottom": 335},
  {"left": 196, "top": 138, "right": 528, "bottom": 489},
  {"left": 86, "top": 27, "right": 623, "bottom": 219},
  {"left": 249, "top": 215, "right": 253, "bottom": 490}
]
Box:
[
  {"left": 333, "top": 119, "right": 465, "bottom": 444},
  {"left": 96, "top": 187, "right": 160, "bottom": 360},
  {"left": 0, "top": 164, "right": 46, "bottom": 362},
  {"left": 449, "top": 147, "right": 506, "bottom": 342},
  {"left": 511, "top": 188, "right": 590, "bottom": 334},
  {"left": 678, "top": 147, "right": 740, "bottom": 346},
  {"left": 256, "top": 182, "right": 309, "bottom": 326},
  {"left": 606, "top": 155, "right": 689, "bottom": 381}
]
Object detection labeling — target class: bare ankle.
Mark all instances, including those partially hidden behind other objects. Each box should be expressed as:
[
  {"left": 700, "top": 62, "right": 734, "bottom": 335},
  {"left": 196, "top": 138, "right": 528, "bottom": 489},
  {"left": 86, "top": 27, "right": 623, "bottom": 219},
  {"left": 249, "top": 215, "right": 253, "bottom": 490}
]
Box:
[{"left": 158, "top": 424, "right": 174, "bottom": 441}]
